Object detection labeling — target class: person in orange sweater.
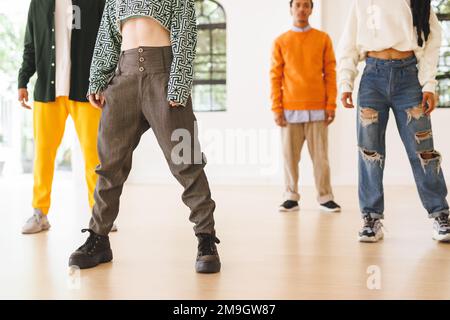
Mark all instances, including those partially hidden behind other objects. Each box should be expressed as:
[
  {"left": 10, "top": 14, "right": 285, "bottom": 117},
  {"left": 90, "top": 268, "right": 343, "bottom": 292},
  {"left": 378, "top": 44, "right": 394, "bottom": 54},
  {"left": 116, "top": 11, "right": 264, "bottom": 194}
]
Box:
[{"left": 271, "top": 0, "right": 341, "bottom": 213}]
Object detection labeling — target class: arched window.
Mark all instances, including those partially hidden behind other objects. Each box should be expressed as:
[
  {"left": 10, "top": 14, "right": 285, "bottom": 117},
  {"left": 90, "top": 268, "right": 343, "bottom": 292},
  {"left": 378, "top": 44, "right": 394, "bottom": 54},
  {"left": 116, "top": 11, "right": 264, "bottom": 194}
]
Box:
[
  {"left": 193, "top": 0, "right": 227, "bottom": 112},
  {"left": 432, "top": 0, "right": 450, "bottom": 108}
]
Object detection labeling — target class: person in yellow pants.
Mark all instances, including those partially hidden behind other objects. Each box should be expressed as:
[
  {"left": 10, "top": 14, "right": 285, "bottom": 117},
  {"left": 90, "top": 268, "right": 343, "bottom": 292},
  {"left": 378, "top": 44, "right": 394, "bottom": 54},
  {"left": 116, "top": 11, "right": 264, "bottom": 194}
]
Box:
[
  {"left": 32, "top": 97, "right": 101, "bottom": 217},
  {"left": 17, "top": 0, "right": 116, "bottom": 234}
]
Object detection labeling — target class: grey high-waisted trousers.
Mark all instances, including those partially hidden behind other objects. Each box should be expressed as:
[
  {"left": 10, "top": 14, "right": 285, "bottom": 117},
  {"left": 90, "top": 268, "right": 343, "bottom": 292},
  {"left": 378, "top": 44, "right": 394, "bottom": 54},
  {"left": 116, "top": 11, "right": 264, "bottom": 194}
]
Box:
[{"left": 89, "top": 46, "right": 216, "bottom": 236}]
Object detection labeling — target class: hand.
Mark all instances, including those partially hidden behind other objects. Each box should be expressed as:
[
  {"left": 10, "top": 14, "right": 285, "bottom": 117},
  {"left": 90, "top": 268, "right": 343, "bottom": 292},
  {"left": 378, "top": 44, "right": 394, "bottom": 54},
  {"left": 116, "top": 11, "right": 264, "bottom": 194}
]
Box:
[
  {"left": 274, "top": 111, "right": 287, "bottom": 127},
  {"left": 18, "top": 88, "right": 31, "bottom": 110},
  {"left": 88, "top": 93, "right": 106, "bottom": 109},
  {"left": 422, "top": 91, "right": 436, "bottom": 116},
  {"left": 341, "top": 92, "right": 354, "bottom": 109},
  {"left": 325, "top": 109, "right": 336, "bottom": 126},
  {"left": 169, "top": 101, "right": 181, "bottom": 108}
]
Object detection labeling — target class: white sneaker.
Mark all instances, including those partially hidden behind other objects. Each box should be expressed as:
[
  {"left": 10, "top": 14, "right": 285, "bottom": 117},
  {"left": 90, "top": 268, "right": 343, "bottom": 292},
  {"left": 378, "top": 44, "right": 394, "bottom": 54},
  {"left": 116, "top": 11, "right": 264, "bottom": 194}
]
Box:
[
  {"left": 432, "top": 215, "right": 450, "bottom": 242},
  {"left": 358, "top": 217, "right": 384, "bottom": 243},
  {"left": 22, "top": 209, "right": 51, "bottom": 234}
]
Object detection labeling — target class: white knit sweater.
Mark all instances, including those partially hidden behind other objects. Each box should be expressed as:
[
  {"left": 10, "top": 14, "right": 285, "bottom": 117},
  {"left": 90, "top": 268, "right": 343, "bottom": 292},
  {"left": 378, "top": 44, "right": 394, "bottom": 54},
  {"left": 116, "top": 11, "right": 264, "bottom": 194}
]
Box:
[{"left": 337, "top": 0, "right": 442, "bottom": 93}]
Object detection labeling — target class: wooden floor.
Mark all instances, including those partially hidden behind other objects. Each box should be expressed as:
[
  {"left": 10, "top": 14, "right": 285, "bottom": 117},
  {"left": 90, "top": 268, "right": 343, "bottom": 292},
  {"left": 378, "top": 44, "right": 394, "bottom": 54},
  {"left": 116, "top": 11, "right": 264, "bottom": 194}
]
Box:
[{"left": 1, "top": 175, "right": 450, "bottom": 300}]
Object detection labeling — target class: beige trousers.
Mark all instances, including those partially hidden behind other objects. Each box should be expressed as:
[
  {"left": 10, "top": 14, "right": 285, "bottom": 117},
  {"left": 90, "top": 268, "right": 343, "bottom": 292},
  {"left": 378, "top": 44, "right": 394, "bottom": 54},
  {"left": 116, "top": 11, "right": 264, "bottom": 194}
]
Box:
[{"left": 281, "top": 121, "right": 334, "bottom": 203}]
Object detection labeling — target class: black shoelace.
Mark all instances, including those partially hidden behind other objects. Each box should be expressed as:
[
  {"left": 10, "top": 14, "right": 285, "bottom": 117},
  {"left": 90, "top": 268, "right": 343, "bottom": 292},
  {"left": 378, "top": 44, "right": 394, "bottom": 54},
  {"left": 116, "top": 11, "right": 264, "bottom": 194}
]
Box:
[
  {"left": 436, "top": 216, "right": 449, "bottom": 228},
  {"left": 363, "top": 217, "right": 375, "bottom": 228},
  {"left": 363, "top": 217, "right": 383, "bottom": 231},
  {"left": 198, "top": 234, "right": 220, "bottom": 256},
  {"left": 78, "top": 229, "right": 102, "bottom": 255}
]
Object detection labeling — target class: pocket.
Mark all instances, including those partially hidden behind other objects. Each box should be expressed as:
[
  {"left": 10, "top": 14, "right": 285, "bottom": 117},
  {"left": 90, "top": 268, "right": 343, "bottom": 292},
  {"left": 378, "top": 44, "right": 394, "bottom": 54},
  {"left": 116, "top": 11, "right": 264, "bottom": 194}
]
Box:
[
  {"left": 404, "top": 64, "right": 419, "bottom": 75},
  {"left": 161, "top": 73, "right": 170, "bottom": 103},
  {"left": 363, "top": 63, "right": 377, "bottom": 76},
  {"left": 107, "top": 69, "right": 120, "bottom": 87},
  {"left": 104, "top": 68, "right": 122, "bottom": 95},
  {"left": 164, "top": 73, "right": 170, "bottom": 94},
  {"left": 402, "top": 65, "right": 421, "bottom": 90}
]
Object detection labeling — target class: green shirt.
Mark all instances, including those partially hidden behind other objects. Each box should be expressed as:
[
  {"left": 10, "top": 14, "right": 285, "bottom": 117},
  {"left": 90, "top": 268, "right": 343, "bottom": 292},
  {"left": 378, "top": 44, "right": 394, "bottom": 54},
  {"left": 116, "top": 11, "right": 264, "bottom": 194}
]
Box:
[{"left": 18, "top": 0, "right": 105, "bottom": 103}]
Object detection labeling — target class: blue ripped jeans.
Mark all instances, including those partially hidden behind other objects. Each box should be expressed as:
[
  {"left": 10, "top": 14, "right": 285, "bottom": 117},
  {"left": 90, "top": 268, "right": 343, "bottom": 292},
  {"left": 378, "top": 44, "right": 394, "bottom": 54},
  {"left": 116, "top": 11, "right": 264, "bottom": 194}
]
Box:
[{"left": 357, "top": 56, "right": 449, "bottom": 220}]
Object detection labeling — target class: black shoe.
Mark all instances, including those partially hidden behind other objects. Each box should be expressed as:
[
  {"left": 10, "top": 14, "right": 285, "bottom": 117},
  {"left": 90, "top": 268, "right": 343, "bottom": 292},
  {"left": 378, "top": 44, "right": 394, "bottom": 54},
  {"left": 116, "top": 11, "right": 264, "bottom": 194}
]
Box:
[
  {"left": 320, "top": 200, "right": 341, "bottom": 212},
  {"left": 68, "top": 229, "right": 113, "bottom": 269},
  {"left": 358, "top": 217, "right": 384, "bottom": 243},
  {"left": 279, "top": 200, "right": 299, "bottom": 212},
  {"left": 196, "top": 233, "right": 221, "bottom": 274}
]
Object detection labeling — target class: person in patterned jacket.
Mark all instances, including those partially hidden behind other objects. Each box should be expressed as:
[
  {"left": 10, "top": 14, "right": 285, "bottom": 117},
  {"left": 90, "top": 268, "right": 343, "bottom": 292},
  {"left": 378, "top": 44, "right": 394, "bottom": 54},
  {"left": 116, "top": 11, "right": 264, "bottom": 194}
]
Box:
[{"left": 68, "top": 0, "right": 221, "bottom": 274}]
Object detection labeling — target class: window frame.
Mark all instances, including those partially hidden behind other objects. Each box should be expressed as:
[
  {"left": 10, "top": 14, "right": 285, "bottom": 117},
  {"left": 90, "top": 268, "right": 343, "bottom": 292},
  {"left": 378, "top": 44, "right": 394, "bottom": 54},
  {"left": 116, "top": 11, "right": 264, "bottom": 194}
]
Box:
[
  {"left": 193, "top": 0, "right": 227, "bottom": 112},
  {"left": 433, "top": 0, "right": 450, "bottom": 108}
]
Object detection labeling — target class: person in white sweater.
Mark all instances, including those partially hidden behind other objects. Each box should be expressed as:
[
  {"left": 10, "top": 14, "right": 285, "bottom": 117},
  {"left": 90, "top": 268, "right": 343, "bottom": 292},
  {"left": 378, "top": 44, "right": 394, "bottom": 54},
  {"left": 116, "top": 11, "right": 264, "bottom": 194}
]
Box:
[{"left": 338, "top": 0, "right": 450, "bottom": 243}]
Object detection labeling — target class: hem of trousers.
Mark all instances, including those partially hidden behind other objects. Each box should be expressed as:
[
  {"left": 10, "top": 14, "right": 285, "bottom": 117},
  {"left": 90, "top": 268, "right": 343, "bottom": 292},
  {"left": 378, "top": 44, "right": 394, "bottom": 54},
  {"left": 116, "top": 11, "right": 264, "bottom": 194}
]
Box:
[
  {"left": 33, "top": 207, "right": 50, "bottom": 215},
  {"left": 194, "top": 228, "right": 216, "bottom": 236},
  {"left": 284, "top": 192, "right": 300, "bottom": 202},
  {"left": 317, "top": 194, "right": 334, "bottom": 204},
  {"left": 361, "top": 212, "right": 384, "bottom": 220},
  {"left": 428, "top": 210, "right": 450, "bottom": 219},
  {"left": 89, "top": 224, "right": 111, "bottom": 237}
]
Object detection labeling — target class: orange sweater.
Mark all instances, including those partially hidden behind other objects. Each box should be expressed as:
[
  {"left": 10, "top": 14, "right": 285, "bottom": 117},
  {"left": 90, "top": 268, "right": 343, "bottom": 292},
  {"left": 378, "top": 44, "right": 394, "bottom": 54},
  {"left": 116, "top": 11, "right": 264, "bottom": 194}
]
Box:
[{"left": 270, "top": 28, "right": 337, "bottom": 113}]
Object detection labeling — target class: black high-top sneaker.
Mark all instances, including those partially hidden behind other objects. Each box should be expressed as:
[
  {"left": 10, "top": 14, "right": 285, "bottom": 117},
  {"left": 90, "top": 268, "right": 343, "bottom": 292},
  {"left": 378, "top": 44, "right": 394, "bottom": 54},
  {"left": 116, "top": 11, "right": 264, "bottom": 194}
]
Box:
[
  {"left": 196, "top": 233, "right": 221, "bottom": 274},
  {"left": 68, "top": 229, "right": 113, "bottom": 269},
  {"left": 358, "top": 217, "right": 384, "bottom": 243}
]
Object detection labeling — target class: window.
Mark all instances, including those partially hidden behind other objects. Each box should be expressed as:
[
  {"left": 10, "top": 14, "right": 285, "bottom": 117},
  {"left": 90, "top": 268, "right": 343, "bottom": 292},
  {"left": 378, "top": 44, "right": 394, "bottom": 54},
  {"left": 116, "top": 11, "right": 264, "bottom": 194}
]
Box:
[
  {"left": 193, "top": 0, "right": 227, "bottom": 112},
  {"left": 432, "top": 0, "right": 450, "bottom": 108}
]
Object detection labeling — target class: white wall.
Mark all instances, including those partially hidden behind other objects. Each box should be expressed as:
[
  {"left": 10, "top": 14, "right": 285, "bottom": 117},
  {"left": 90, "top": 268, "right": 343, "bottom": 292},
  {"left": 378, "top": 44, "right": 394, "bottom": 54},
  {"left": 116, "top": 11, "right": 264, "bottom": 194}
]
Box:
[
  {"left": 128, "top": 0, "right": 325, "bottom": 186},
  {"left": 75, "top": 0, "right": 450, "bottom": 188}
]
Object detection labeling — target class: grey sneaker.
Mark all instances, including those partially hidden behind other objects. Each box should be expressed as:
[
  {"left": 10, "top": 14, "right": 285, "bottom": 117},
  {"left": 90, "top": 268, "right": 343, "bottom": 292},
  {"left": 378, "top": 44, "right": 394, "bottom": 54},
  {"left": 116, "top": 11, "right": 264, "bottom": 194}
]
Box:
[
  {"left": 358, "top": 217, "right": 384, "bottom": 243},
  {"left": 22, "top": 209, "right": 51, "bottom": 234},
  {"left": 432, "top": 215, "right": 450, "bottom": 242}
]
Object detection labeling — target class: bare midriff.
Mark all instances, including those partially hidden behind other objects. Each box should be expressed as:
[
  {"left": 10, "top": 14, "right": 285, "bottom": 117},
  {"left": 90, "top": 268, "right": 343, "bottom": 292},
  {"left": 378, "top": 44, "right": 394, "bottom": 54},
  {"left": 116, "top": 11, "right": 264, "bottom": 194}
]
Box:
[
  {"left": 367, "top": 48, "right": 415, "bottom": 60},
  {"left": 121, "top": 16, "right": 171, "bottom": 51}
]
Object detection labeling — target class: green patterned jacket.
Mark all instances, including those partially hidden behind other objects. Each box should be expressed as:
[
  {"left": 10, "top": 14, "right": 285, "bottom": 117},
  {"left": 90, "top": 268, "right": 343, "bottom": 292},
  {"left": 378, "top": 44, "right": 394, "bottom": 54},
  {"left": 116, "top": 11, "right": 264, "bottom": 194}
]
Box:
[{"left": 89, "top": 0, "right": 198, "bottom": 106}]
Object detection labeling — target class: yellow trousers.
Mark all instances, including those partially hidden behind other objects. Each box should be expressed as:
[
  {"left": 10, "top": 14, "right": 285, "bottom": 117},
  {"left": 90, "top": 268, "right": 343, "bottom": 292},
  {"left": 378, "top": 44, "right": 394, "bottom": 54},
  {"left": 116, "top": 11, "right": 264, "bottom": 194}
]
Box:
[{"left": 33, "top": 96, "right": 101, "bottom": 214}]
